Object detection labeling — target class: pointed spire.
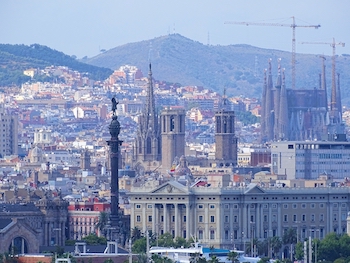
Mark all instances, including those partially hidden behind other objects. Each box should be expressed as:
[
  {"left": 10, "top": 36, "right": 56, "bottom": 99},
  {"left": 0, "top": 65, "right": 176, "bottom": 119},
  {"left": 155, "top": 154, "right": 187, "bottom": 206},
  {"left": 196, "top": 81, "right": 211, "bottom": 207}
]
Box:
[
  {"left": 260, "top": 69, "right": 267, "bottom": 142},
  {"left": 279, "top": 68, "right": 289, "bottom": 140},
  {"left": 265, "top": 59, "right": 274, "bottom": 141}
]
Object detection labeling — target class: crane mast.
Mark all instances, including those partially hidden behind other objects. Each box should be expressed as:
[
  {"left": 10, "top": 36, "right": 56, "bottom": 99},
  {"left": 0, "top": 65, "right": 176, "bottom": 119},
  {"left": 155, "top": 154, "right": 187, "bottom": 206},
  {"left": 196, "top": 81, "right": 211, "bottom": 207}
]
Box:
[
  {"left": 225, "top": 16, "right": 321, "bottom": 89},
  {"left": 301, "top": 38, "right": 345, "bottom": 124}
]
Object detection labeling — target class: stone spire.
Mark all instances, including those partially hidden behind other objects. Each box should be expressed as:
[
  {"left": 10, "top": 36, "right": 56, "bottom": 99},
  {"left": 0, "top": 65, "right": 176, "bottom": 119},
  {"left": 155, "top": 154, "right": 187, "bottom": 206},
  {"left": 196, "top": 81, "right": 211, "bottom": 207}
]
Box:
[
  {"left": 274, "top": 58, "right": 282, "bottom": 140},
  {"left": 278, "top": 68, "right": 289, "bottom": 140},
  {"left": 265, "top": 59, "right": 274, "bottom": 141},
  {"left": 260, "top": 69, "right": 267, "bottom": 143}
]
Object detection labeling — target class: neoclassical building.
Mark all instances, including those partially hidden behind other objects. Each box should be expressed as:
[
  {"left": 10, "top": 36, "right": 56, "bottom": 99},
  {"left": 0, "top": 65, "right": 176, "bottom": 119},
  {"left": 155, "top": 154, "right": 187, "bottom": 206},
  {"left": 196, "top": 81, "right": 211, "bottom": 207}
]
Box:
[
  {"left": 0, "top": 196, "right": 68, "bottom": 254},
  {"left": 129, "top": 181, "right": 350, "bottom": 249}
]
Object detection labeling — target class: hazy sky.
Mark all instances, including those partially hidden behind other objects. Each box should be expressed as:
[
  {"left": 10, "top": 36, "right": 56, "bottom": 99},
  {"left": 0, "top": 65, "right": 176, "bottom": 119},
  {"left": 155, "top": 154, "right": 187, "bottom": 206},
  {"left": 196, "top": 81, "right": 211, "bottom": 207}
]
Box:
[{"left": 1, "top": 0, "right": 349, "bottom": 59}]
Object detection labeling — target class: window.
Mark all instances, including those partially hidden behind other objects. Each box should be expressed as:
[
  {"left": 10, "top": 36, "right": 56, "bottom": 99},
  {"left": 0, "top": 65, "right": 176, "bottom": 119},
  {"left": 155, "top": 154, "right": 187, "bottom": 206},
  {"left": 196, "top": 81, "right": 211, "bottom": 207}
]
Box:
[
  {"left": 198, "top": 205, "right": 204, "bottom": 209},
  {"left": 272, "top": 214, "right": 276, "bottom": 222},
  {"left": 302, "top": 214, "right": 306, "bottom": 221},
  {"left": 136, "top": 204, "right": 141, "bottom": 209},
  {"left": 288, "top": 144, "right": 294, "bottom": 149},
  {"left": 147, "top": 205, "right": 152, "bottom": 208},
  {"left": 210, "top": 205, "right": 215, "bottom": 209},
  {"left": 148, "top": 216, "right": 152, "bottom": 222},
  {"left": 225, "top": 216, "right": 229, "bottom": 223},
  {"left": 198, "top": 230, "right": 203, "bottom": 239},
  {"left": 320, "top": 214, "right": 324, "bottom": 222},
  {"left": 334, "top": 214, "right": 337, "bottom": 221},
  {"left": 210, "top": 230, "right": 215, "bottom": 239},
  {"left": 210, "top": 216, "right": 215, "bottom": 223},
  {"left": 172, "top": 216, "right": 175, "bottom": 222},
  {"left": 184, "top": 216, "right": 186, "bottom": 222},
  {"left": 225, "top": 230, "right": 229, "bottom": 240},
  {"left": 283, "top": 204, "right": 288, "bottom": 209},
  {"left": 264, "top": 215, "right": 268, "bottom": 222},
  {"left": 224, "top": 204, "right": 229, "bottom": 209},
  {"left": 293, "top": 214, "right": 297, "bottom": 222},
  {"left": 311, "top": 214, "right": 315, "bottom": 222},
  {"left": 136, "top": 215, "right": 141, "bottom": 222},
  {"left": 293, "top": 204, "right": 297, "bottom": 209},
  {"left": 199, "top": 216, "right": 203, "bottom": 223},
  {"left": 234, "top": 216, "right": 238, "bottom": 223},
  {"left": 284, "top": 215, "right": 288, "bottom": 222}
]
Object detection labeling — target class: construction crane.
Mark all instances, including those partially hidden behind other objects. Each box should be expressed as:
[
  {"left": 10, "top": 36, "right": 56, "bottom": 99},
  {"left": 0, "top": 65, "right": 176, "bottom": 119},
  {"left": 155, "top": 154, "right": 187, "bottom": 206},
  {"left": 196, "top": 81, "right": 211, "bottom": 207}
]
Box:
[
  {"left": 225, "top": 16, "right": 321, "bottom": 89},
  {"left": 301, "top": 38, "right": 345, "bottom": 120}
]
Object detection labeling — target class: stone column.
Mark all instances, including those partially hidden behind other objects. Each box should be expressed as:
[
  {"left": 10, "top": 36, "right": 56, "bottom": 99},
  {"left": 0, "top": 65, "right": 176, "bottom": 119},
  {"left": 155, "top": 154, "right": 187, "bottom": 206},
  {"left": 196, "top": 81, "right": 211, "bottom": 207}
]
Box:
[
  {"left": 186, "top": 204, "right": 190, "bottom": 239},
  {"left": 175, "top": 203, "right": 179, "bottom": 237},
  {"left": 152, "top": 204, "right": 156, "bottom": 233},
  {"left": 142, "top": 203, "right": 146, "bottom": 232},
  {"left": 277, "top": 203, "right": 281, "bottom": 237},
  {"left": 163, "top": 203, "right": 167, "bottom": 233},
  {"left": 205, "top": 204, "right": 209, "bottom": 242},
  {"left": 216, "top": 203, "right": 220, "bottom": 243}
]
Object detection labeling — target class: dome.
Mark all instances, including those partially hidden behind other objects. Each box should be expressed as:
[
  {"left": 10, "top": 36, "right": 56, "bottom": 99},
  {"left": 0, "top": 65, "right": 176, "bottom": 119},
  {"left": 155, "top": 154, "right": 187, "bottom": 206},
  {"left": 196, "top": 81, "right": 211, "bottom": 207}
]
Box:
[{"left": 174, "top": 155, "right": 192, "bottom": 177}]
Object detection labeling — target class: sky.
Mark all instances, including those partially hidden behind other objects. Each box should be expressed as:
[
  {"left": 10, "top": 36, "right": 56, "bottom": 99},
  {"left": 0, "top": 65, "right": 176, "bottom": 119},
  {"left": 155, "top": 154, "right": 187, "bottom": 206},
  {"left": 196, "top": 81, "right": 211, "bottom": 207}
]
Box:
[{"left": 1, "top": 0, "right": 349, "bottom": 59}]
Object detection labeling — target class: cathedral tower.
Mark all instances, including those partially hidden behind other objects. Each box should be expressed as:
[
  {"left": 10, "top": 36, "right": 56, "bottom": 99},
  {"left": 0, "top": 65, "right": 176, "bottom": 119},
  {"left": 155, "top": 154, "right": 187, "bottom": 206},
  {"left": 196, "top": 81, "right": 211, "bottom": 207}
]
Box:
[
  {"left": 215, "top": 107, "right": 237, "bottom": 167},
  {"left": 133, "top": 64, "right": 161, "bottom": 174},
  {"left": 161, "top": 107, "right": 185, "bottom": 170}
]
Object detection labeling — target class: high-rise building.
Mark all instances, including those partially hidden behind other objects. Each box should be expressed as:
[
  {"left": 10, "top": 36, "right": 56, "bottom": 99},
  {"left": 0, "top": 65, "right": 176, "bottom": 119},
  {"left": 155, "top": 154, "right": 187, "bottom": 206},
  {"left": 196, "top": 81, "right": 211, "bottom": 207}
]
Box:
[
  {"left": 161, "top": 107, "right": 186, "bottom": 170},
  {"left": 0, "top": 107, "right": 18, "bottom": 157}
]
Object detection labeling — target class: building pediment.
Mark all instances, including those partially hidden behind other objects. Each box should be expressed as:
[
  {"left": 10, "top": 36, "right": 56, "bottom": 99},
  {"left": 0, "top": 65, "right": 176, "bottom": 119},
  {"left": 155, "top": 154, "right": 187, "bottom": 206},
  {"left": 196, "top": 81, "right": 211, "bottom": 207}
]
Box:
[
  {"left": 244, "top": 183, "right": 265, "bottom": 194},
  {"left": 151, "top": 181, "right": 189, "bottom": 194}
]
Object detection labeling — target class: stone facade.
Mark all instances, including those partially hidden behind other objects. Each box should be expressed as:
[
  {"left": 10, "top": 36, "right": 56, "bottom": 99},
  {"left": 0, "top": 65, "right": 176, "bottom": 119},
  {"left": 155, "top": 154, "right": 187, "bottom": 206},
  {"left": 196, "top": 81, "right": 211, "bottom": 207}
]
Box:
[{"left": 129, "top": 181, "right": 350, "bottom": 249}]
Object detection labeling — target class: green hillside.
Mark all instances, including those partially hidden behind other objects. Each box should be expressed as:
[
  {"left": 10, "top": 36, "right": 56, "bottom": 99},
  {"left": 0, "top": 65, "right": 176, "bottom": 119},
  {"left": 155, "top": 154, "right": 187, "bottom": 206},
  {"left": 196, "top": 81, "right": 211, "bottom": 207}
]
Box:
[
  {"left": 0, "top": 44, "right": 113, "bottom": 86},
  {"left": 84, "top": 34, "right": 350, "bottom": 104}
]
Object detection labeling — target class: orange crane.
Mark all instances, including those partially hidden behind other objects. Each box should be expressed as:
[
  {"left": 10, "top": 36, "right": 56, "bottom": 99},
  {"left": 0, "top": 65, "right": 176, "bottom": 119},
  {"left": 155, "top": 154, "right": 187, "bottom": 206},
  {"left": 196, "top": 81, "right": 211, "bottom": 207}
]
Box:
[
  {"left": 225, "top": 16, "right": 321, "bottom": 89},
  {"left": 301, "top": 38, "right": 345, "bottom": 118}
]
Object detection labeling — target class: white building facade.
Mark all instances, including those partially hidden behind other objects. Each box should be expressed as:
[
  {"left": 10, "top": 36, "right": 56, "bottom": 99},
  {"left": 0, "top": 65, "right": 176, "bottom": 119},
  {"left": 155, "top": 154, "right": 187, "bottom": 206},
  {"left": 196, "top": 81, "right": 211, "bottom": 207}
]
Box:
[{"left": 271, "top": 141, "right": 350, "bottom": 180}]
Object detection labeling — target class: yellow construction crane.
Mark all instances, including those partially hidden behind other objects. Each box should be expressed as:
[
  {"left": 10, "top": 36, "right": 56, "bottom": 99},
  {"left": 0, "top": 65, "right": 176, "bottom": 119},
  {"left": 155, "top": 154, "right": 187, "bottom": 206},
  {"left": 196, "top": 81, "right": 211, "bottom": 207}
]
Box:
[{"left": 225, "top": 16, "right": 321, "bottom": 89}]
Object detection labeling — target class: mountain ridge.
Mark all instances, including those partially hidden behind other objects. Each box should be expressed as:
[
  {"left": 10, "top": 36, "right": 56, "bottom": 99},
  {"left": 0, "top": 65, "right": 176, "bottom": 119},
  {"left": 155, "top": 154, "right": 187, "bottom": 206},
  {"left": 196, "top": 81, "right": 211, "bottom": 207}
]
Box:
[{"left": 84, "top": 34, "right": 350, "bottom": 104}]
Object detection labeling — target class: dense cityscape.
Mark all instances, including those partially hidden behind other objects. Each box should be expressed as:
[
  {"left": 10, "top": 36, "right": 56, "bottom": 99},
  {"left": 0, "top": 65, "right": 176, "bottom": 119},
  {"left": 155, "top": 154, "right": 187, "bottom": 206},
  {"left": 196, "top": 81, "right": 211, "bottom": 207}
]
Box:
[{"left": 0, "top": 46, "right": 350, "bottom": 263}]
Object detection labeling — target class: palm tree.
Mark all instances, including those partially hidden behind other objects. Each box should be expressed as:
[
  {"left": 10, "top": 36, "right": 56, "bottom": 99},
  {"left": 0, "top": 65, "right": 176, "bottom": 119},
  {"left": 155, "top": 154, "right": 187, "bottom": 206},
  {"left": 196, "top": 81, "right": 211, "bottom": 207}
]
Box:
[
  {"left": 269, "top": 236, "right": 282, "bottom": 258},
  {"left": 131, "top": 226, "right": 143, "bottom": 242},
  {"left": 282, "top": 228, "right": 297, "bottom": 260},
  {"left": 95, "top": 211, "right": 109, "bottom": 237},
  {"left": 227, "top": 251, "right": 239, "bottom": 263},
  {"left": 208, "top": 255, "right": 219, "bottom": 263}
]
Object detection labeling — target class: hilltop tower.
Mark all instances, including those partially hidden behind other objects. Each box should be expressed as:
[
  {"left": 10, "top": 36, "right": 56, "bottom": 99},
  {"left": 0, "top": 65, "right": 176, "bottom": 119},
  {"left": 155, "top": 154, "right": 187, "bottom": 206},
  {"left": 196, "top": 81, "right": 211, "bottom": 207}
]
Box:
[
  {"left": 161, "top": 107, "right": 186, "bottom": 170},
  {"left": 133, "top": 64, "right": 161, "bottom": 175}
]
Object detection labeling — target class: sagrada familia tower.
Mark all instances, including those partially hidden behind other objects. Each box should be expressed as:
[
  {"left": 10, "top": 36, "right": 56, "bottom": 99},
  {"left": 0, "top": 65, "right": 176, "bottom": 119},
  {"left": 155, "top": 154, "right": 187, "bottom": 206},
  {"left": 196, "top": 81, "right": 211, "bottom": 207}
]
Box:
[{"left": 260, "top": 58, "right": 344, "bottom": 142}]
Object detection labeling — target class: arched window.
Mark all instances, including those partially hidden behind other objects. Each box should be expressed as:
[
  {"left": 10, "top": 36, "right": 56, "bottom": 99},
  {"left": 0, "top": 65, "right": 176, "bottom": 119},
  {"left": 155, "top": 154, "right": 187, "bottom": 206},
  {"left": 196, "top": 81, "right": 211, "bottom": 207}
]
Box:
[{"left": 9, "top": 237, "right": 28, "bottom": 254}]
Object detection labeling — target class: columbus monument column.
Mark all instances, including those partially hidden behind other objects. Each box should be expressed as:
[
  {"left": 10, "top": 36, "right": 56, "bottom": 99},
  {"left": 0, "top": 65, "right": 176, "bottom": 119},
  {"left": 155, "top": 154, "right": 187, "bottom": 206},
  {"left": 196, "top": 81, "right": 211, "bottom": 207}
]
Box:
[{"left": 107, "top": 97, "right": 123, "bottom": 242}]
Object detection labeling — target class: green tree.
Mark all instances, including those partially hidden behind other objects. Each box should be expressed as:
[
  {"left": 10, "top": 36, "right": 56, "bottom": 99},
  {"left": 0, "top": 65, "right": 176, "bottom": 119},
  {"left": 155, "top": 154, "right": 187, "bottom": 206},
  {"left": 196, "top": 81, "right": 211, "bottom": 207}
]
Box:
[
  {"left": 257, "top": 257, "right": 270, "bottom": 263},
  {"left": 132, "top": 237, "right": 147, "bottom": 253},
  {"left": 157, "top": 233, "right": 175, "bottom": 247},
  {"left": 269, "top": 236, "right": 282, "bottom": 258},
  {"left": 227, "top": 251, "right": 239, "bottom": 263},
  {"left": 208, "top": 255, "right": 219, "bottom": 263},
  {"left": 82, "top": 233, "right": 107, "bottom": 245},
  {"left": 294, "top": 242, "right": 303, "bottom": 260},
  {"left": 136, "top": 253, "right": 148, "bottom": 263},
  {"left": 174, "top": 236, "right": 190, "bottom": 248},
  {"left": 282, "top": 228, "right": 297, "bottom": 260},
  {"left": 103, "top": 258, "right": 114, "bottom": 263},
  {"left": 95, "top": 211, "right": 109, "bottom": 236},
  {"left": 131, "top": 227, "right": 142, "bottom": 243}
]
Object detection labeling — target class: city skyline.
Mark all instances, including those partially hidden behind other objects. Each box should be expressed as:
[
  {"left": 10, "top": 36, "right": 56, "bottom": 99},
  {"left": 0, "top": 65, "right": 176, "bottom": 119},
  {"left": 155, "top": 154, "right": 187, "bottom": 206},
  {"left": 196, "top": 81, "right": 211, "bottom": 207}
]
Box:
[{"left": 1, "top": 0, "right": 349, "bottom": 58}]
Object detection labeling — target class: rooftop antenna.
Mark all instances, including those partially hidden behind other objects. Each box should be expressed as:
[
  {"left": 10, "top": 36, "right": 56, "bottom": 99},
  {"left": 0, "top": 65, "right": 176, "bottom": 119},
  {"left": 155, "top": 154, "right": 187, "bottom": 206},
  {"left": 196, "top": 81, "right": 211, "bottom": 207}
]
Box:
[
  {"left": 173, "top": 23, "right": 176, "bottom": 34},
  {"left": 207, "top": 31, "right": 210, "bottom": 46}
]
